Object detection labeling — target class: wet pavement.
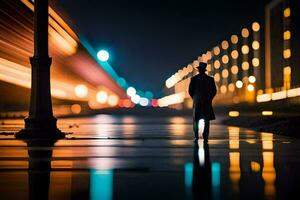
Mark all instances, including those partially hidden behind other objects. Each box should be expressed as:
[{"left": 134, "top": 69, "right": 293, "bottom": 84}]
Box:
[{"left": 0, "top": 115, "right": 299, "bottom": 200}]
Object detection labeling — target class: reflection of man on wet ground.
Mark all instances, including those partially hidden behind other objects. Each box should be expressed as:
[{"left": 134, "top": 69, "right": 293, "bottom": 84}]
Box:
[
  {"left": 192, "top": 141, "right": 212, "bottom": 199},
  {"left": 188, "top": 62, "right": 217, "bottom": 142}
]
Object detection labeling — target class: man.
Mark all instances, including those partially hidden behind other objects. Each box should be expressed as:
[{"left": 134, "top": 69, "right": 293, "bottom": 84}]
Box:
[{"left": 188, "top": 62, "right": 216, "bottom": 141}]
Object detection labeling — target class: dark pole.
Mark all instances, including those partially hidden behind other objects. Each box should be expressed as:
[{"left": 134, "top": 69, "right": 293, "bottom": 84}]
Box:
[{"left": 15, "top": 0, "right": 64, "bottom": 139}]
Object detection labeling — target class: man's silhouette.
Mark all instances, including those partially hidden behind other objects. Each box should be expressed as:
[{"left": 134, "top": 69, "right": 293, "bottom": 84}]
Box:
[{"left": 188, "top": 62, "right": 216, "bottom": 141}]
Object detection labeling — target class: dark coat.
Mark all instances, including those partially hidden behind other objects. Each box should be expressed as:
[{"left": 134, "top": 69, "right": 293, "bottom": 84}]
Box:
[{"left": 188, "top": 73, "right": 217, "bottom": 120}]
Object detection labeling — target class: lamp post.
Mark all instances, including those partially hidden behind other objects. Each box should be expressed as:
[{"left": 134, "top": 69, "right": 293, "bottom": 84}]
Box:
[{"left": 15, "top": 0, "right": 64, "bottom": 139}]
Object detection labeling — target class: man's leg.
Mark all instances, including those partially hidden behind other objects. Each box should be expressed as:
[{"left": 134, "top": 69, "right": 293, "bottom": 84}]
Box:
[{"left": 203, "top": 120, "right": 210, "bottom": 141}]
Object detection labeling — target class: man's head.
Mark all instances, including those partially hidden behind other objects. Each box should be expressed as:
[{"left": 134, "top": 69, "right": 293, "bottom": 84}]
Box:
[{"left": 196, "top": 62, "right": 207, "bottom": 73}]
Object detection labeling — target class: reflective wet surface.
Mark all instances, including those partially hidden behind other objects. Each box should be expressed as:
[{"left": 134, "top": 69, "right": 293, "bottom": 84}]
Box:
[{"left": 0, "top": 115, "right": 300, "bottom": 200}]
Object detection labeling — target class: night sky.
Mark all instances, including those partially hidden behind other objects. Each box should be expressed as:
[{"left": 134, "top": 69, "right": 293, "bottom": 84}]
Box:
[{"left": 54, "top": 0, "right": 265, "bottom": 97}]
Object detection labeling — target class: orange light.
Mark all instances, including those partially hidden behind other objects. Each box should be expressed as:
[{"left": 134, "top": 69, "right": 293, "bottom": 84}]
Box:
[
  {"left": 231, "top": 50, "right": 239, "bottom": 59},
  {"left": 241, "top": 28, "right": 249, "bottom": 38},
  {"left": 71, "top": 104, "right": 81, "bottom": 114},
  {"left": 231, "top": 65, "right": 239, "bottom": 74},
  {"left": 108, "top": 94, "right": 119, "bottom": 106},
  {"left": 231, "top": 35, "right": 238, "bottom": 44}
]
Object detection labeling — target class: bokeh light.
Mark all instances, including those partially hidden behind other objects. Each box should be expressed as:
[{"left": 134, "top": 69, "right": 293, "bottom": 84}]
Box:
[
  {"left": 249, "top": 76, "right": 256, "bottom": 83},
  {"left": 236, "top": 80, "right": 243, "bottom": 88},
  {"left": 97, "top": 50, "right": 109, "bottom": 62},
  {"left": 96, "top": 91, "right": 108, "bottom": 104},
  {"left": 74, "top": 84, "right": 88, "bottom": 98},
  {"left": 252, "top": 22, "right": 260, "bottom": 32},
  {"left": 126, "top": 87, "right": 136, "bottom": 97},
  {"left": 108, "top": 94, "right": 119, "bottom": 106}
]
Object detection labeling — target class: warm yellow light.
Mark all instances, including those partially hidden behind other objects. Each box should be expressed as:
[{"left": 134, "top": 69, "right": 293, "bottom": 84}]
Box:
[
  {"left": 108, "top": 94, "right": 119, "bottom": 106},
  {"left": 221, "top": 40, "right": 229, "bottom": 50},
  {"left": 193, "top": 60, "right": 200, "bottom": 68},
  {"left": 284, "top": 8, "right": 291, "bottom": 18},
  {"left": 262, "top": 111, "right": 273, "bottom": 116},
  {"left": 241, "top": 45, "right": 249, "bottom": 54},
  {"left": 214, "top": 60, "right": 221, "bottom": 69},
  {"left": 229, "top": 111, "right": 239, "bottom": 117},
  {"left": 283, "top": 30, "right": 291, "bottom": 40},
  {"left": 74, "top": 84, "right": 88, "bottom": 98},
  {"left": 222, "top": 69, "right": 229, "bottom": 78},
  {"left": 228, "top": 83, "right": 235, "bottom": 92},
  {"left": 284, "top": 66, "right": 291, "bottom": 75},
  {"left": 242, "top": 62, "right": 249, "bottom": 70},
  {"left": 247, "top": 84, "right": 255, "bottom": 92},
  {"left": 236, "top": 80, "right": 243, "bottom": 88},
  {"left": 252, "top": 41, "right": 260, "bottom": 50},
  {"left": 96, "top": 91, "right": 108, "bottom": 104},
  {"left": 158, "top": 92, "right": 185, "bottom": 107},
  {"left": 214, "top": 73, "right": 220, "bottom": 82},
  {"left": 231, "top": 50, "right": 239, "bottom": 59},
  {"left": 249, "top": 76, "right": 256, "bottom": 83},
  {"left": 231, "top": 65, "right": 239, "bottom": 74},
  {"left": 256, "top": 94, "right": 272, "bottom": 102},
  {"left": 214, "top": 46, "right": 220, "bottom": 55},
  {"left": 252, "top": 58, "right": 260, "bottom": 67},
  {"left": 222, "top": 55, "right": 229, "bottom": 64},
  {"left": 231, "top": 35, "right": 238, "bottom": 44},
  {"left": 283, "top": 49, "right": 291, "bottom": 59},
  {"left": 251, "top": 162, "right": 261, "bottom": 172},
  {"left": 220, "top": 85, "right": 227, "bottom": 93},
  {"left": 241, "top": 28, "right": 249, "bottom": 38},
  {"left": 252, "top": 22, "right": 260, "bottom": 32}
]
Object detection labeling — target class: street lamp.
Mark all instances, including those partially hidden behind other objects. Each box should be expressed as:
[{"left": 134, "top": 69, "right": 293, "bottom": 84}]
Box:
[{"left": 97, "top": 50, "right": 109, "bottom": 62}]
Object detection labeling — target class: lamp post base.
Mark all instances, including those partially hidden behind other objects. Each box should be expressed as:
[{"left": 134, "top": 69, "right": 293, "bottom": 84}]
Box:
[{"left": 15, "top": 116, "right": 65, "bottom": 139}]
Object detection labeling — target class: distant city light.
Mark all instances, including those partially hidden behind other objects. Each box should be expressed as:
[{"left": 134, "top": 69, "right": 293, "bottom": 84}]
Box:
[
  {"left": 284, "top": 8, "right": 291, "bottom": 18},
  {"left": 283, "top": 49, "right": 291, "bottom": 59},
  {"left": 231, "top": 35, "right": 238, "bottom": 44},
  {"left": 249, "top": 76, "right": 256, "bottom": 83},
  {"left": 74, "top": 84, "right": 88, "bottom": 98},
  {"left": 221, "top": 40, "right": 229, "bottom": 50},
  {"left": 252, "top": 58, "right": 260, "bottom": 67},
  {"left": 241, "top": 28, "right": 249, "bottom": 38},
  {"left": 108, "top": 94, "right": 119, "bottom": 106},
  {"left": 247, "top": 84, "right": 255, "bottom": 92},
  {"left": 126, "top": 87, "right": 136, "bottom": 97},
  {"left": 231, "top": 50, "right": 239, "bottom": 59},
  {"left": 220, "top": 85, "right": 227, "bottom": 93},
  {"left": 241, "top": 45, "right": 249, "bottom": 54},
  {"left": 214, "top": 60, "right": 221, "bottom": 69},
  {"left": 262, "top": 111, "right": 273, "bottom": 116},
  {"left": 236, "top": 80, "right": 243, "bottom": 88},
  {"left": 231, "top": 65, "right": 239, "bottom": 74},
  {"left": 252, "top": 41, "right": 260, "bottom": 50},
  {"left": 242, "top": 62, "right": 249, "bottom": 70},
  {"left": 117, "top": 77, "right": 127, "bottom": 88},
  {"left": 96, "top": 91, "right": 108, "bottom": 103},
  {"left": 229, "top": 111, "right": 240, "bottom": 117},
  {"left": 145, "top": 91, "right": 154, "bottom": 99},
  {"left": 252, "top": 22, "right": 260, "bottom": 32},
  {"left": 283, "top": 31, "right": 291, "bottom": 40},
  {"left": 151, "top": 99, "right": 158, "bottom": 107},
  {"left": 222, "top": 69, "right": 229, "bottom": 78},
  {"left": 214, "top": 73, "right": 220, "bottom": 82},
  {"left": 71, "top": 104, "right": 81, "bottom": 114},
  {"left": 139, "top": 97, "right": 149, "bottom": 106},
  {"left": 222, "top": 55, "right": 229, "bottom": 64},
  {"left": 131, "top": 94, "right": 140, "bottom": 104},
  {"left": 97, "top": 50, "right": 109, "bottom": 62},
  {"left": 228, "top": 83, "right": 235, "bottom": 92},
  {"left": 213, "top": 46, "right": 220, "bottom": 55}
]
